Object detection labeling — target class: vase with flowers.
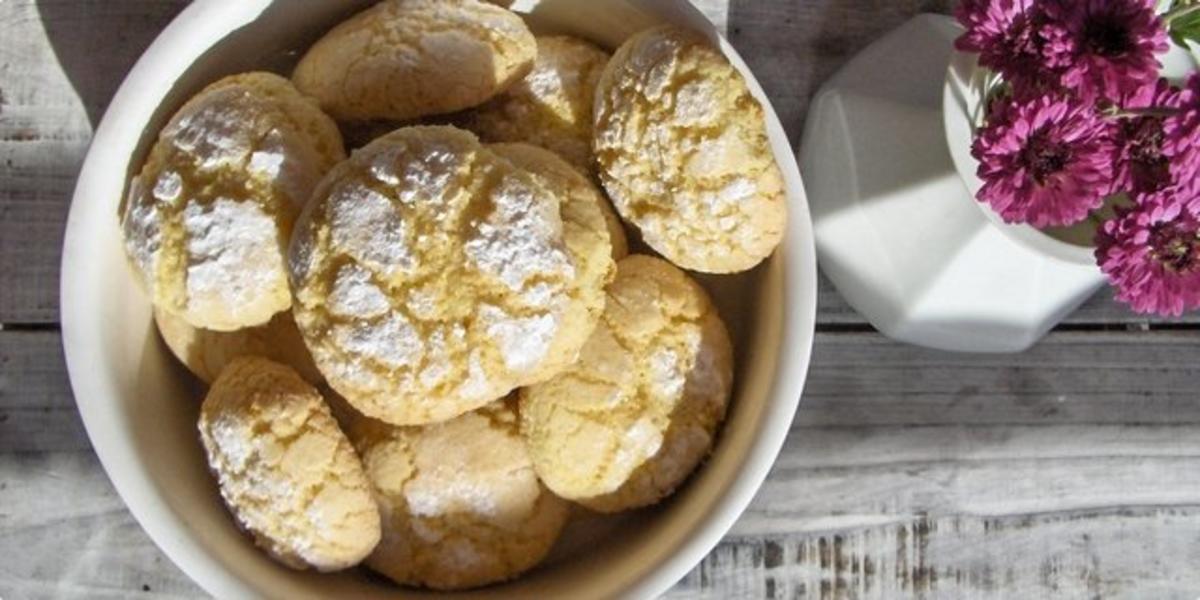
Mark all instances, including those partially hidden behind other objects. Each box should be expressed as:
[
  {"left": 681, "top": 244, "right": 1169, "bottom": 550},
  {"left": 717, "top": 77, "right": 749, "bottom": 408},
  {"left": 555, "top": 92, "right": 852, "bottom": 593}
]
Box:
[
  {"left": 951, "top": 0, "right": 1200, "bottom": 317},
  {"left": 801, "top": 4, "right": 1196, "bottom": 352}
]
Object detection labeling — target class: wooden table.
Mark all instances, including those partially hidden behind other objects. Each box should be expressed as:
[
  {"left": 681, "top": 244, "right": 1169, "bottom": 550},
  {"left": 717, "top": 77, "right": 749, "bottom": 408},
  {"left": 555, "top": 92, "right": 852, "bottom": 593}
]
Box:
[{"left": 3, "top": 1, "right": 1199, "bottom": 598}]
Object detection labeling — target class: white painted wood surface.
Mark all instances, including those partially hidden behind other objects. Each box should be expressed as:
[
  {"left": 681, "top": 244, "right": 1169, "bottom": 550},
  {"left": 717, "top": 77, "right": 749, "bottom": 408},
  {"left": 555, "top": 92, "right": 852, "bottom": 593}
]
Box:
[{"left": 2, "top": 1, "right": 1200, "bottom": 599}]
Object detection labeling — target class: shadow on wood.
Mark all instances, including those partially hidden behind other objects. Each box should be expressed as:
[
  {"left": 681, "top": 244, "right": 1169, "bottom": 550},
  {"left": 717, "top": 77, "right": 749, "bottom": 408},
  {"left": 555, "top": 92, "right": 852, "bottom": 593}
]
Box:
[
  {"left": 726, "top": 0, "right": 955, "bottom": 145},
  {"left": 35, "top": 0, "right": 189, "bottom": 127}
]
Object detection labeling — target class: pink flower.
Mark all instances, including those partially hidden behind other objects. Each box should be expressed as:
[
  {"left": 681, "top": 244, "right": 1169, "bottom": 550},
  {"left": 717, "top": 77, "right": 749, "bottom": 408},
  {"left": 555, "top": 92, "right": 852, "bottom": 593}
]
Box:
[
  {"left": 954, "top": 0, "right": 1070, "bottom": 93},
  {"left": 1163, "top": 74, "right": 1200, "bottom": 194},
  {"left": 1111, "top": 78, "right": 1184, "bottom": 194},
  {"left": 1044, "top": 0, "right": 1168, "bottom": 101},
  {"left": 1096, "top": 183, "right": 1200, "bottom": 316},
  {"left": 972, "top": 93, "right": 1116, "bottom": 227}
]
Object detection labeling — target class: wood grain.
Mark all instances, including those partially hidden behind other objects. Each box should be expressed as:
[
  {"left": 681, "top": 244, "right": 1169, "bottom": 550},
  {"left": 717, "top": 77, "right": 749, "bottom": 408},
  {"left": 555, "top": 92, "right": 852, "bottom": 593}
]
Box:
[
  {"left": 669, "top": 507, "right": 1200, "bottom": 599},
  {"left": 0, "top": 452, "right": 204, "bottom": 599},
  {"left": 0, "top": 0, "right": 187, "bottom": 324},
  {"left": 725, "top": 0, "right": 956, "bottom": 143},
  {"left": 0, "top": 330, "right": 87, "bottom": 453}
]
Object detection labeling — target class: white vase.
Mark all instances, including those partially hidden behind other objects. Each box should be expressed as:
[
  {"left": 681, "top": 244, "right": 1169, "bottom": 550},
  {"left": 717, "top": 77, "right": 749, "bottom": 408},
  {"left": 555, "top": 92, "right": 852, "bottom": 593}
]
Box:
[
  {"left": 801, "top": 14, "right": 1105, "bottom": 352},
  {"left": 800, "top": 13, "right": 1192, "bottom": 353}
]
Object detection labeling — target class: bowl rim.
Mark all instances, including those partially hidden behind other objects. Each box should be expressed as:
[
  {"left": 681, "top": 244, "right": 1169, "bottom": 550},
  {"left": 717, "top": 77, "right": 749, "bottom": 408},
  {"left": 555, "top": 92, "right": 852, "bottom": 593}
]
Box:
[{"left": 59, "top": 1, "right": 818, "bottom": 597}]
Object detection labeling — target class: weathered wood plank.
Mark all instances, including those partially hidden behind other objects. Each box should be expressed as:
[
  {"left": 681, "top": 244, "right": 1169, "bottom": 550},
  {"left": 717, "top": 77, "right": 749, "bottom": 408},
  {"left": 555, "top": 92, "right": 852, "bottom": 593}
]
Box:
[
  {"left": 5, "top": 328, "right": 1198, "bottom": 453},
  {"left": 10, "top": 421, "right": 1200, "bottom": 600},
  {"left": 0, "top": 330, "right": 87, "bottom": 453},
  {"left": 816, "top": 272, "right": 1200, "bottom": 325},
  {"left": 0, "top": 0, "right": 187, "bottom": 324},
  {"left": 737, "top": 424, "right": 1200, "bottom": 537},
  {"left": 726, "top": 0, "right": 956, "bottom": 144},
  {"left": 670, "top": 508, "right": 1200, "bottom": 599},
  {"left": 0, "top": 452, "right": 204, "bottom": 599},
  {"left": 802, "top": 330, "right": 1200, "bottom": 427}
]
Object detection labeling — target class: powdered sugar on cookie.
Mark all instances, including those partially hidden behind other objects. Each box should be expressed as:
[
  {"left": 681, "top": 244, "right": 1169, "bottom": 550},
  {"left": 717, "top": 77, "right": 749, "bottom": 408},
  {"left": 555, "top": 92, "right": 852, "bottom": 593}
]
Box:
[
  {"left": 478, "top": 304, "right": 558, "bottom": 372},
  {"left": 332, "top": 312, "right": 424, "bottom": 370},
  {"left": 183, "top": 197, "right": 285, "bottom": 322},
  {"left": 465, "top": 174, "right": 573, "bottom": 294},
  {"left": 594, "top": 26, "right": 786, "bottom": 273},
  {"left": 289, "top": 127, "right": 587, "bottom": 426},
  {"left": 120, "top": 72, "right": 345, "bottom": 331},
  {"left": 328, "top": 264, "right": 392, "bottom": 319}
]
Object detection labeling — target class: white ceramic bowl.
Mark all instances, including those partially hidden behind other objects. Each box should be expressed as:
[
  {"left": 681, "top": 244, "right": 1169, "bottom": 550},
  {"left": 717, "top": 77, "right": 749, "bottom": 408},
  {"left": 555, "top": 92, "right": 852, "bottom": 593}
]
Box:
[{"left": 61, "top": 1, "right": 817, "bottom": 597}]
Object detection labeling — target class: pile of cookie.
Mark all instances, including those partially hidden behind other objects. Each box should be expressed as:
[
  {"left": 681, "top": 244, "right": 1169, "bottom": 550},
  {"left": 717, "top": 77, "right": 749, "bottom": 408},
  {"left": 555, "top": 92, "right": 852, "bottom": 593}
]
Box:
[{"left": 119, "top": 0, "right": 786, "bottom": 590}]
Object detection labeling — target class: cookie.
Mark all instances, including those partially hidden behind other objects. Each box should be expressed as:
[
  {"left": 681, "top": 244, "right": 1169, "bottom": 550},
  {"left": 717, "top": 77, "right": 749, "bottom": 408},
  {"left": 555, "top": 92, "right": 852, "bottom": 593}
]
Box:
[
  {"left": 346, "top": 400, "right": 569, "bottom": 590},
  {"left": 520, "top": 255, "right": 733, "bottom": 512},
  {"left": 121, "top": 72, "right": 345, "bottom": 331},
  {"left": 491, "top": 142, "right": 627, "bottom": 261},
  {"left": 489, "top": 143, "right": 620, "bottom": 362},
  {"left": 292, "top": 0, "right": 536, "bottom": 122},
  {"left": 198, "top": 357, "right": 381, "bottom": 571},
  {"left": 593, "top": 26, "right": 787, "bottom": 273},
  {"left": 289, "top": 126, "right": 593, "bottom": 426},
  {"left": 154, "top": 308, "right": 323, "bottom": 385},
  {"left": 600, "top": 198, "right": 630, "bottom": 261},
  {"left": 468, "top": 36, "right": 610, "bottom": 171}
]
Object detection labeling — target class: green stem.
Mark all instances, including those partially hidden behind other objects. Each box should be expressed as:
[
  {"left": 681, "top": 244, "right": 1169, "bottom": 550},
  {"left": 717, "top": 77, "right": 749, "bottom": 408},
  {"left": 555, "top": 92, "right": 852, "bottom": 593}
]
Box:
[
  {"left": 1164, "top": 2, "right": 1200, "bottom": 26},
  {"left": 1106, "top": 106, "right": 1184, "bottom": 119}
]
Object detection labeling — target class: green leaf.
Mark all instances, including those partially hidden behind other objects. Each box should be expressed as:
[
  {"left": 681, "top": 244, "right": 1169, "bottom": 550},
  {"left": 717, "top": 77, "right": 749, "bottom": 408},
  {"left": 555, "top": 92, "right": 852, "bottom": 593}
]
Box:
[{"left": 1168, "top": 6, "right": 1200, "bottom": 49}]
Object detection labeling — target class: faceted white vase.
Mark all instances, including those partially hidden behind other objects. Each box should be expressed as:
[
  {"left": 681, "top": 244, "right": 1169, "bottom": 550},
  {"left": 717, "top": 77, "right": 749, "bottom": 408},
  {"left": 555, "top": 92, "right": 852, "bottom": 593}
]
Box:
[{"left": 800, "top": 14, "right": 1105, "bottom": 353}]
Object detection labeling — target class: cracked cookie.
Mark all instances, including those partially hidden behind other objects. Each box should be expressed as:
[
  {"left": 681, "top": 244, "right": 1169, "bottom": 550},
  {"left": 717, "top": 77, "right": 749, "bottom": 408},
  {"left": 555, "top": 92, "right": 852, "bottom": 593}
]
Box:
[
  {"left": 292, "top": 0, "right": 536, "bottom": 122},
  {"left": 489, "top": 142, "right": 627, "bottom": 263},
  {"left": 346, "top": 399, "right": 569, "bottom": 590},
  {"left": 198, "top": 357, "right": 381, "bottom": 571},
  {"left": 467, "top": 35, "right": 610, "bottom": 171},
  {"left": 288, "top": 126, "right": 597, "bottom": 426},
  {"left": 593, "top": 26, "right": 787, "bottom": 273},
  {"left": 519, "top": 255, "right": 734, "bottom": 512},
  {"left": 121, "top": 72, "right": 345, "bottom": 331},
  {"left": 154, "top": 307, "right": 322, "bottom": 385}
]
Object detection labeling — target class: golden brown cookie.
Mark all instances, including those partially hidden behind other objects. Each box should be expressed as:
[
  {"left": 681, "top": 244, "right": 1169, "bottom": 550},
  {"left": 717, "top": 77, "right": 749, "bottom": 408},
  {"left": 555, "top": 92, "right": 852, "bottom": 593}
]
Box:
[
  {"left": 121, "top": 72, "right": 345, "bottom": 331},
  {"left": 468, "top": 36, "right": 610, "bottom": 171},
  {"left": 488, "top": 142, "right": 619, "bottom": 377},
  {"left": 289, "top": 126, "right": 594, "bottom": 426},
  {"left": 154, "top": 308, "right": 322, "bottom": 385},
  {"left": 593, "top": 26, "right": 787, "bottom": 273},
  {"left": 520, "top": 255, "right": 734, "bottom": 512},
  {"left": 346, "top": 400, "right": 569, "bottom": 590},
  {"left": 292, "top": 0, "right": 536, "bottom": 122},
  {"left": 198, "top": 357, "right": 380, "bottom": 571},
  {"left": 598, "top": 199, "right": 631, "bottom": 261},
  {"left": 491, "top": 142, "right": 627, "bottom": 260}
]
